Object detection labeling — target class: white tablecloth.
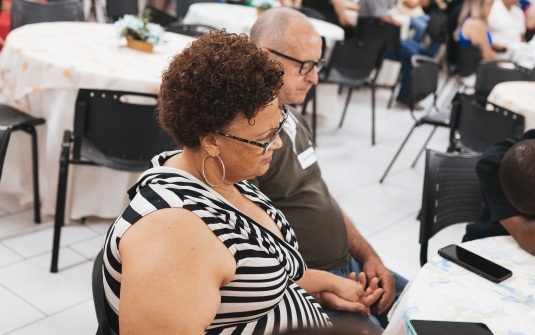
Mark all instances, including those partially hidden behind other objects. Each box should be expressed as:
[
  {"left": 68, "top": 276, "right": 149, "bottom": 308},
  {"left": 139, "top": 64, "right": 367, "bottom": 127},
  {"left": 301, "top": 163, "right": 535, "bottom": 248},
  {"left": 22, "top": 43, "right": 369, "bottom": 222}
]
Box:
[
  {"left": 384, "top": 236, "right": 535, "bottom": 335},
  {"left": 0, "top": 22, "right": 194, "bottom": 220},
  {"left": 508, "top": 42, "right": 535, "bottom": 70},
  {"left": 487, "top": 81, "right": 535, "bottom": 131},
  {"left": 183, "top": 3, "right": 345, "bottom": 48}
]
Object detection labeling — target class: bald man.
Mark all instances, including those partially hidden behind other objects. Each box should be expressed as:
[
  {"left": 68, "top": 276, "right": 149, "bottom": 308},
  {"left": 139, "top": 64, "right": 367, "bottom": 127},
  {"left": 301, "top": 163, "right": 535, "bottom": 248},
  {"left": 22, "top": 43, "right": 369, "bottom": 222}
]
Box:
[{"left": 249, "top": 8, "right": 408, "bottom": 331}]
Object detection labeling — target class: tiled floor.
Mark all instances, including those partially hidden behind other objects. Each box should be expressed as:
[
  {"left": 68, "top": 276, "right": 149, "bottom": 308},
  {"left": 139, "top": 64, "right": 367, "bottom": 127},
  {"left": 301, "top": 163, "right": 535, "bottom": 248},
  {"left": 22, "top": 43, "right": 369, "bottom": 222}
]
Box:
[{"left": 0, "top": 81, "right": 467, "bottom": 334}]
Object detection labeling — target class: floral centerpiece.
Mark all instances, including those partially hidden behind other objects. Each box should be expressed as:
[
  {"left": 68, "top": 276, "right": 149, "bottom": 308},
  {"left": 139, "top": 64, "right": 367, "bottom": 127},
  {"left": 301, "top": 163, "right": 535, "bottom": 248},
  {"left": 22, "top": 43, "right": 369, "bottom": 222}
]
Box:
[
  {"left": 115, "top": 12, "right": 164, "bottom": 53},
  {"left": 250, "top": 0, "right": 278, "bottom": 14}
]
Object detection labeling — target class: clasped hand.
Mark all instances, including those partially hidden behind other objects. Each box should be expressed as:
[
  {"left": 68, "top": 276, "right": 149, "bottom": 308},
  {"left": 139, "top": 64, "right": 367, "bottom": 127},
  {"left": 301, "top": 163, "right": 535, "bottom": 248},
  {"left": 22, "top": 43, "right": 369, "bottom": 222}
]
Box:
[{"left": 314, "top": 272, "right": 383, "bottom": 316}]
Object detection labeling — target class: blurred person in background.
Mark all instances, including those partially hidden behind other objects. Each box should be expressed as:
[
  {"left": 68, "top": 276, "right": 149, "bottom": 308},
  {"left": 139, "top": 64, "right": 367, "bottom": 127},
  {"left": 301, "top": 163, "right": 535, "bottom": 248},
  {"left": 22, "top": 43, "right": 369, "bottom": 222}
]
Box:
[
  {"left": 487, "top": 0, "right": 525, "bottom": 51},
  {"left": 454, "top": 0, "right": 502, "bottom": 59}
]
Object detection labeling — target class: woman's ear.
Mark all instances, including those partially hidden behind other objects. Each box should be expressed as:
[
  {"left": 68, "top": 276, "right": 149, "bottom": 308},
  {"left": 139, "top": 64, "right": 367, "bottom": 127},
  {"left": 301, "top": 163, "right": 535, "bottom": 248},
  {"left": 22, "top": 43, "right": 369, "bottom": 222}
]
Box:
[{"left": 199, "top": 134, "right": 220, "bottom": 157}]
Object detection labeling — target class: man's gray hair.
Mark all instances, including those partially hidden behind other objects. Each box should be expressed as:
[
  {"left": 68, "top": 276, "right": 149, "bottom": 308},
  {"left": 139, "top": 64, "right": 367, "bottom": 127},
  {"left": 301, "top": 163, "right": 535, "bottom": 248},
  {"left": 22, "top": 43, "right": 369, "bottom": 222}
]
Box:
[{"left": 250, "top": 7, "right": 315, "bottom": 49}]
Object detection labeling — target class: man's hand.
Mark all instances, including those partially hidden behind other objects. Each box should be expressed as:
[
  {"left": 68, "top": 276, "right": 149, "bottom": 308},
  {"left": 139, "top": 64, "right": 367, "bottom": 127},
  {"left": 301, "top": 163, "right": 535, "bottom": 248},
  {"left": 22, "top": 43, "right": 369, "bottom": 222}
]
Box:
[
  {"left": 436, "top": 0, "right": 448, "bottom": 10},
  {"left": 314, "top": 272, "right": 383, "bottom": 315},
  {"left": 362, "top": 259, "right": 396, "bottom": 315}
]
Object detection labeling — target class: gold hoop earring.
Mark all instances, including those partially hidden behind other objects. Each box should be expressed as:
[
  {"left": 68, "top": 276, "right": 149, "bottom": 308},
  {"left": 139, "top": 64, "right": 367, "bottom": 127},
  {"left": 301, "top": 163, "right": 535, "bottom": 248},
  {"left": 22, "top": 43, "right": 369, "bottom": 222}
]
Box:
[{"left": 202, "top": 154, "right": 226, "bottom": 187}]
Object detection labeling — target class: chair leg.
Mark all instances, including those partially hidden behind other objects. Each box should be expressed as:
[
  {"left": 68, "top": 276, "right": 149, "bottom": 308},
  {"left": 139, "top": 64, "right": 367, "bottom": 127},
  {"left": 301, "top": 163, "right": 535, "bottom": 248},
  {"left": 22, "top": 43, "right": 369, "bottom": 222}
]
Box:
[
  {"left": 27, "top": 126, "right": 41, "bottom": 223},
  {"left": 379, "top": 123, "right": 418, "bottom": 183},
  {"left": 387, "top": 83, "right": 397, "bottom": 109},
  {"left": 51, "top": 133, "right": 71, "bottom": 273},
  {"left": 371, "top": 81, "right": 376, "bottom": 145},
  {"left": 420, "top": 241, "right": 428, "bottom": 266},
  {"left": 338, "top": 87, "right": 353, "bottom": 128},
  {"left": 411, "top": 126, "right": 438, "bottom": 168}
]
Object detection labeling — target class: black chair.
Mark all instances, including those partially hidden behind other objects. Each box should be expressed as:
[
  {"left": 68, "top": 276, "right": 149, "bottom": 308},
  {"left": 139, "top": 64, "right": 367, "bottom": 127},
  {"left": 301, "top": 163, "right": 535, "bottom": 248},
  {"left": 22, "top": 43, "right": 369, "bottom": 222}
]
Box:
[
  {"left": 176, "top": 0, "right": 218, "bottom": 19},
  {"left": 458, "top": 44, "right": 482, "bottom": 79},
  {"left": 0, "top": 105, "right": 45, "bottom": 223},
  {"left": 425, "top": 13, "right": 449, "bottom": 45},
  {"left": 296, "top": 6, "right": 326, "bottom": 21},
  {"left": 452, "top": 96, "right": 525, "bottom": 153},
  {"left": 144, "top": 5, "right": 178, "bottom": 27},
  {"left": 92, "top": 249, "right": 113, "bottom": 335},
  {"left": 167, "top": 22, "right": 215, "bottom": 37},
  {"left": 318, "top": 37, "right": 387, "bottom": 145},
  {"left": 11, "top": 0, "right": 84, "bottom": 30},
  {"left": 51, "top": 89, "right": 178, "bottom": 272},
  {"left": 106, "top": 0, "right": 138, "bottom": 22},
  {"left": 419, "top": 149, "right": 482, "bottom": 265},
  {"left": 474, "top": 61, "right": 533, "bottom": 98},
  {"left": 0, "top": 126, "right": 12, "bottom": 181},
  {"left": 380, "top": 55, "right": 449, "bottom": 183}
]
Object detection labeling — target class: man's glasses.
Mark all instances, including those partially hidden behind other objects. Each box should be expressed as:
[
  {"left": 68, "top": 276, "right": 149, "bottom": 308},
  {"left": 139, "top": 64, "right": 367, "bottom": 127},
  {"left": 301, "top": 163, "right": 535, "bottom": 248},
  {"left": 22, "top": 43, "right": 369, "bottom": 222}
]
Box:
[
  {"left": 218, "top": 106, "right": 289, "bottom": 155},
  {"left": 268, "top": 49, "right": 325, "bottom": 75}
]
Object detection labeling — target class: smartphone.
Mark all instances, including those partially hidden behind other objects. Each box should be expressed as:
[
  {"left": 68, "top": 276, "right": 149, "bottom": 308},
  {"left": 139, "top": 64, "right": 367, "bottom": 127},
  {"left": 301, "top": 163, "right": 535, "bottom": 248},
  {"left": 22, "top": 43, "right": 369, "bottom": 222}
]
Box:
[
  {"left": 438, "top": 244, "right": 512, "bottom": 283},
  {"left": 408, "top": 320, "right": 494, "bottom": 335}
]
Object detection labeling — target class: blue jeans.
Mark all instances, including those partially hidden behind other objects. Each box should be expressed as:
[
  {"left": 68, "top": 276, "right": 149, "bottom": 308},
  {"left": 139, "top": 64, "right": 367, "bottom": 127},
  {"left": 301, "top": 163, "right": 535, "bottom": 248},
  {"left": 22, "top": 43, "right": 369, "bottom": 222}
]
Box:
[
  {"left": 326, "top": 256, "right": 409, "bottom": 330},
  {"left": 410, "top": 15, "right": 430, "bottom": 43},
  {"left": 386, "top": 39, "right": 437, "bottom": 100}
]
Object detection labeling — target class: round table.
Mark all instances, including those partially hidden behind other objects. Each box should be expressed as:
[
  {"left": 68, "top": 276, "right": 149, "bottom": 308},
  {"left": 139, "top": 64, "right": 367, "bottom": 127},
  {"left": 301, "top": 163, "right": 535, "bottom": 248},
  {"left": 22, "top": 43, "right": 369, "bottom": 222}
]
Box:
[
  {"left": 487, "top": 81, "right": 535, "bottom": 131},
  {"left": 182, "top": 3, "right": 345, "bottom": 48},
  {"left": 0, "top": 22, "right": 194, "bottom": 220},
  {"left": 384, "top": 236, "right": 535, "bottom": 335}
]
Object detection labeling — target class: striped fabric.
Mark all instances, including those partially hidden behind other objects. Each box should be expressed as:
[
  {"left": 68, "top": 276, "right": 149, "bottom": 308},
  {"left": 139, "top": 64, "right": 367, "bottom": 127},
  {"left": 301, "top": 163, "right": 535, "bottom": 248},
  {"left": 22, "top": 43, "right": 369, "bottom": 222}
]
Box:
[{"left": 102, "top": 151, "right": 331, "bottom": 334}]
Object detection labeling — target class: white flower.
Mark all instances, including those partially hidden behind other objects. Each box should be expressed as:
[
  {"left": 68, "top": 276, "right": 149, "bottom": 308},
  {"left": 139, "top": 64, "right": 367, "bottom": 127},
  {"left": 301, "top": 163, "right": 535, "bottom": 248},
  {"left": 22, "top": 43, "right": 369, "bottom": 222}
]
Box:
[{"left": 145, "top": 23, "right": 164, "bottom": 45}]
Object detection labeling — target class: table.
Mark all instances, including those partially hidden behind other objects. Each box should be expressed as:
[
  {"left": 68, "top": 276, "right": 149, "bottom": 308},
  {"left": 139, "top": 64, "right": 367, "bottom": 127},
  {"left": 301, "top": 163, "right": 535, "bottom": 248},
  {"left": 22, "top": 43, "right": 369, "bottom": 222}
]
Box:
[
  {"left": 182, "top": 3, "right": 345, "bottom": 48},
  {"left": 0, "top": 22, "right": 194, "bottom": 220},
  {"left": 384, "top": 236, "right": 535, "bottom": 335},
  {"left": 487, "top": 81, "right": 535, "bottom": 131}
]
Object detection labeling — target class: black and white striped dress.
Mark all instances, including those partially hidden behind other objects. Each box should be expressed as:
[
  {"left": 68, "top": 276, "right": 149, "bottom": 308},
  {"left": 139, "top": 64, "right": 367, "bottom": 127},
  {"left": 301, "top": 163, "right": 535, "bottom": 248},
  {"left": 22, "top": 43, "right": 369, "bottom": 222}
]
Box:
[{"left": 102, "top": 151, "right": 331, "bottom": 334}]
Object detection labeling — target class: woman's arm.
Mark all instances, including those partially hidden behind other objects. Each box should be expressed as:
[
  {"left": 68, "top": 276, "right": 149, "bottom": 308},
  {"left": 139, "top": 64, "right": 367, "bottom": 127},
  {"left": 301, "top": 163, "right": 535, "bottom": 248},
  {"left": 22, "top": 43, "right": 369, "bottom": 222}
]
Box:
[
  {"left": 463, "top": 18, "right": 502, "bottom": 60},
  {"left": 118, "top": 208, "right": 236, "bottom": 335},
  {"left": 331, "top": 0, "right": 352, "bottom": 27}
]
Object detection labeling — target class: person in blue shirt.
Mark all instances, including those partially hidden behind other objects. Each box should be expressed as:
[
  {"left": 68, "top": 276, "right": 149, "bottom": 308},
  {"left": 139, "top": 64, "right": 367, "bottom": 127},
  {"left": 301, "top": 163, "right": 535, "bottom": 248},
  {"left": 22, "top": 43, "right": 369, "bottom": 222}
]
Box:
[{"left": 454, "top": 0, "right": 502, "bottom": 59}]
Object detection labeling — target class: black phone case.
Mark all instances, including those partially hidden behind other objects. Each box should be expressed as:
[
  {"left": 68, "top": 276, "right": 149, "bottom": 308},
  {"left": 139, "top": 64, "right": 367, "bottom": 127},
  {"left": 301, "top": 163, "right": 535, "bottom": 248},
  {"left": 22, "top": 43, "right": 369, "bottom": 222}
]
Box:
[{"left": 438, "top": 245, "right": 512, "bottom": 283}]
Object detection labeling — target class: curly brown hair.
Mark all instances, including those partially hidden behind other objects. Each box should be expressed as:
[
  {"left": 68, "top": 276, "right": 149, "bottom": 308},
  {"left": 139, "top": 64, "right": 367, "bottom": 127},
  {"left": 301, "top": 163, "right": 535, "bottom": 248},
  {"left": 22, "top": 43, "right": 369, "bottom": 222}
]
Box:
[{"left": 158, "top": 30, "right": 284, "bottom": 148}]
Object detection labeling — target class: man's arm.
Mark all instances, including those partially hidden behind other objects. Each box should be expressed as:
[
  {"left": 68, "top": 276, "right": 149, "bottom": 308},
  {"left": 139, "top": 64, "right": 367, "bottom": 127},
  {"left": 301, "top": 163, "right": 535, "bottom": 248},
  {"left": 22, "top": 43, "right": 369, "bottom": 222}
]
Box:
[
  {"left": 500, "top": 215, "right": 535, "bottom": 255},
  {"left": 342, "top": 211, "right": 397, "bottom": 315}
]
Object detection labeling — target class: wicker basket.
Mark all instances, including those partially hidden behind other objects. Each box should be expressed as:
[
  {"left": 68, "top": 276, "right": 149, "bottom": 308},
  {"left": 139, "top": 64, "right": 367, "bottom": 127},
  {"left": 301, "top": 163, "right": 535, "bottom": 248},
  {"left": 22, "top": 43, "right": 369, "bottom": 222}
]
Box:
[{"left": 126, "top": 38, "right": 154, "bottom": 53}]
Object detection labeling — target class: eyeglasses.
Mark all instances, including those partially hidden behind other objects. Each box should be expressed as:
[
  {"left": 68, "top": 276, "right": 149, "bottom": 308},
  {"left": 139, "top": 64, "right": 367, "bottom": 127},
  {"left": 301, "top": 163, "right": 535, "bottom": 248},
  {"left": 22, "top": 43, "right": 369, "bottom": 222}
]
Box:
[
  {"left": 218, "top": 106, "right": 289, "bottom": 155},
  {"left": 268, "top": 49, "right": 325, "bottom": 75}
]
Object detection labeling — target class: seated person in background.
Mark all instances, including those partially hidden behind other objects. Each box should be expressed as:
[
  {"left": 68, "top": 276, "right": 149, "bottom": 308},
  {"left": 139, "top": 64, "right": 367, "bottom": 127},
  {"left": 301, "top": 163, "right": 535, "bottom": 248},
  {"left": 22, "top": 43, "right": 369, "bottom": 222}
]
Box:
[
  {"left": 455, "top": 0, "right": 502, "bottom": 59},
  {"left": 301, "top": 0, "right": 356, "bottom": 33},
  {"left": 250, "top": 8, "right": 408, "bottom": 332},
  {"left": 102, "top": 30, "right": 384, "bottom": 335},
  {"left": 464, "top": 129, "right": 535, "bottom": 256},
  {"left": 359, "top": 0, "right": 438, "bottom": 109},
  {"left": 399, "top": 0, "right": 429, "bottom": 43},
  {"left": 487, "top": 0, "right": 526, "bottom": 50},
  {"left": 421, "top": 0, "right": 450, "bottom": 14}
]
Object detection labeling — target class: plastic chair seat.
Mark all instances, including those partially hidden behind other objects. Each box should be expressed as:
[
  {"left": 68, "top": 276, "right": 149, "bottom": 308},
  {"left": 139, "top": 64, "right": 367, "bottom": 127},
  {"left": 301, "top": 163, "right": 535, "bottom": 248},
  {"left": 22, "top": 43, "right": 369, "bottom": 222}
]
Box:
[
  {"left": 420, "top": 109, "right": 451, "bottom": 127},
  {"left": 0, "top": 105, "right": 45, "bottom": 130},
  {"left": 321, "top": 68, "right": 370, "bottom": 87}
]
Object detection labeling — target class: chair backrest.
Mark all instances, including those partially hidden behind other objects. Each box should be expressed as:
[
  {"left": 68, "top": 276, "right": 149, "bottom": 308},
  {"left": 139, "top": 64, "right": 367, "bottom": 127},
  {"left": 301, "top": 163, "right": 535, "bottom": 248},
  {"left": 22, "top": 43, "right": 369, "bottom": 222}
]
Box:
[
  {"left": 176, "top": 0, "right": 218, "bottom": 19},
  {"left": 425, "top": 13, "right": 449, "bottom": 44},
  {"left": 356, "top": 17, "right": 401, "bottom": 51},
  {"left": 11, "top": 0, "right": 84, "bottom": 30},
  {"left": 73, "top": 89, "right": 177, "bottom": 172},
  {"left": 297, "top": 6, "right": 326, "bottom": 21},
  {"left": 475, "top": 61, "right": 533, "bottom": 98},
  {"left": 92, "top": 249, "right": 113, "bottom": 335},
  {"left": 0, "top": 126, "right": 12, "bottom": 182},
  {"left": 419, "top": 149, "right": 482, "bottom": 265},
  {"left": 455, "top": 96, "right": 525, "bottom": 153},
  {"left": 410, "top": 55, "right": 439, "bottom": 104},
  {"left": 458, "top": 45, "right": 482, "bottom": 78},
  {"left": 325, "top": 37, "right": 385, "bottom": 82},
  {"left": 106, "top": 0, "right": 138, "bottom": 21},
  {"left": 167, "top": 22, "right": 215, "bottom": 37},
  {"left": 145, "top": 5, "right": 178, "bottom": 27}
]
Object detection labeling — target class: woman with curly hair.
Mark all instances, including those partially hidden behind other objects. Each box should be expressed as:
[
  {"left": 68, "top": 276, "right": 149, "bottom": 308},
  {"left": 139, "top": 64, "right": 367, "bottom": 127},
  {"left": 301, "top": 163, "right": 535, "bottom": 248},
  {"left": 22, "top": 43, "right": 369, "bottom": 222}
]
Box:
[{"left": 101, "top": 30, "right": 383, "bottom": 335}]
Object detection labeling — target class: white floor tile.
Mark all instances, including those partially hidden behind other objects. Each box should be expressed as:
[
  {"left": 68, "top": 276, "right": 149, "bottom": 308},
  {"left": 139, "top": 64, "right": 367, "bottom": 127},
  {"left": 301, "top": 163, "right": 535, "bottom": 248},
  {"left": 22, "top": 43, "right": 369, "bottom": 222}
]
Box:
[
  {"left": 0, "top": 243, "right": 23, "bottom": 268},
  {"left": 0, "top": 259, "right": 92, "bottom": 315},
  {"left": 6, "top": 300, "right": 97, "bottom": 335},
  {"left": 0, "top": 285, "right": 44, "bottom": 335},
  {"left": 0, "top": 210, "right": 52, "bottom": 241},
  {"left": 69, "top": 236, "right": 104, "bottom": 260},
  {"left": 2, "top": 224, "right": 98, "bottom": 258}
]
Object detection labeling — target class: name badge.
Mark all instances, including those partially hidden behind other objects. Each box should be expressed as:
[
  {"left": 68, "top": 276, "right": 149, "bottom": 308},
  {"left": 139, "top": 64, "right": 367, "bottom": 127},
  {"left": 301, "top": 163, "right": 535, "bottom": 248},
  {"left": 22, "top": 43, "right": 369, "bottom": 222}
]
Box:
[{"left": 297, "top": 146, "right": 317, "bottom": 170}]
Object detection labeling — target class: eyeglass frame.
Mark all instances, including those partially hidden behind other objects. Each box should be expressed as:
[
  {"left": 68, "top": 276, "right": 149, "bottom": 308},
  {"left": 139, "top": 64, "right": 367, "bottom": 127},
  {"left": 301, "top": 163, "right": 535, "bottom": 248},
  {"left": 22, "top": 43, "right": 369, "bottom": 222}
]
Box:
[
  {"left": 217, "top": 106, "right": 289, "bottom": 155},
  {"left": 268, "top": 49, "right": 325, "bottom": 75}
]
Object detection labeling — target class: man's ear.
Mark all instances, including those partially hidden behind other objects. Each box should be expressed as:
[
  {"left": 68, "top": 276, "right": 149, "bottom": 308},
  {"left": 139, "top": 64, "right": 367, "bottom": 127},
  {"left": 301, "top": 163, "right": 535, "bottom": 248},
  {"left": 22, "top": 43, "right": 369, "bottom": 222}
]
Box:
[{"left": 199, "top": 134, "right": 220, "bottom": 157}]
